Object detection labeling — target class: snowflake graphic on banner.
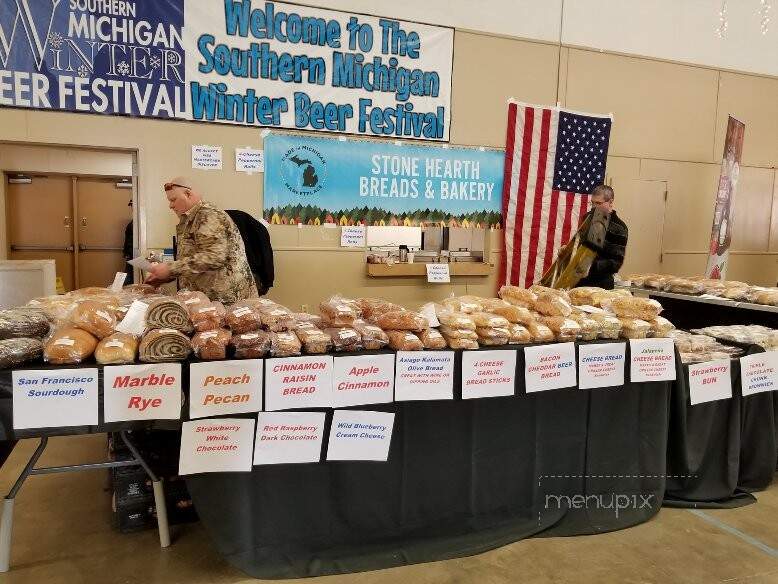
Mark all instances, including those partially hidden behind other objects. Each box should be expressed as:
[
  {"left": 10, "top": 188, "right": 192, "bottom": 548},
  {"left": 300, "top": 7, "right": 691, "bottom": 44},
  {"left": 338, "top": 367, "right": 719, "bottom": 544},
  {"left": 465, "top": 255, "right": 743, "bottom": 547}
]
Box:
[
  {"left": 76, "top": 65, "right": 89, "bottom": 78},
  {"left": 116, "top": 61, "right": 130, "bottom": 75},
  {"left": 150, "top": 56, "right": 161, "bottom": 69},
  {"left": 167, "top": 53, "right": 178, "bottom": 64},
  {"left": 47, "top": 32, "right": 63, "bottom": 49}
]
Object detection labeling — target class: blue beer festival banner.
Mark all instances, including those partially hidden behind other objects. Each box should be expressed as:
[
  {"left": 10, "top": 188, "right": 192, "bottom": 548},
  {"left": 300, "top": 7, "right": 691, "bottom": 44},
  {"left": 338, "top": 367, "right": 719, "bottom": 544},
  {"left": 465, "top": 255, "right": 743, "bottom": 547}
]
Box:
[
  {"left": 263, "top": 133, "right": 504, "bottom": 228},
  {"left": 0, "top": 0, "right": 454, "bottom": 140}
]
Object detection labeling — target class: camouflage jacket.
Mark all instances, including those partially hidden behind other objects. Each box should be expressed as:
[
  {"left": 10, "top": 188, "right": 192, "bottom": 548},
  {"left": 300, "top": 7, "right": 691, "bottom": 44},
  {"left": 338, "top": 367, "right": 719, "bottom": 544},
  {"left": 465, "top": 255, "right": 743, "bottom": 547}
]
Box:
[{"left": 169, "top": 201, "right": 258, "bottom": 304}]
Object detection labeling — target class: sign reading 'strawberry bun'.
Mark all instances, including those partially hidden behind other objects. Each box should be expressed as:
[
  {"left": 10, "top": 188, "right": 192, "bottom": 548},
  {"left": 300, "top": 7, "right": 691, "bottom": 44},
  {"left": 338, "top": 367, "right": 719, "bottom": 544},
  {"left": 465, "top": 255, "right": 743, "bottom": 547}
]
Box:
[
  {"left": 688, "top": 359, "right": 732, "bottom": 405},
  {"left": 629, "top": 339, "right": 676, "bottom": 383},
  {"left": 265, "top": 356, "right": 334, "bottom": 411},
  {"left": 103, "top": 363, "right": 182, "bottom": 422}
]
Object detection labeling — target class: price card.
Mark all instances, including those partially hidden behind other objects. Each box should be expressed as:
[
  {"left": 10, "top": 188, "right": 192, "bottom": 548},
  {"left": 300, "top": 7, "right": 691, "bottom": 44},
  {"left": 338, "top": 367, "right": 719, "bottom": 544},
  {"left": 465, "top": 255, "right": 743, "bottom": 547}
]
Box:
[
  {"left": 426, "top": 263, "right": 450, "bottom": 283},
  {"left": 254, "top": 411, "right": 326, "bottom": 465},
  {"left": 629, "top": 338, "right": 676, "bottom": 382},
  {"left": 326, "top": 410, "right": 395, "bottom": 462},
  {"left": 110, "top": 271, "right": 126, "bottom": 292},
  {"left": 524, "top": 342, "right": 577, "bottom": 392},
  {"left": 13, "top": 369, "right": 98, "bottom": 429},
  {"left": 688, "top": 359, "right": 732, "bottom": 405},
  {"left": 265, "top": 356, "right": 333, "bottom": 411},
  {"left": 192, "top": 145, "right": 222, "bottom": 170},
  {"left": 740, "top": 352, "right": 778, "bottom": 397},
  {"left": 394, "top": 351, "right": 455, "bottom": 401},
  {"left": 340, "top": 225, "right": 366, "bottom": 248},
  {"left": 332, "top": 354, "right": 395, "bottom": 408},
  {"left": 578, "top": 343, "right": 626, "bottom": 389},
  {"left": 461, "top": 350, "right": 517, "bottom": 399},
  {"left": 179, "top": 418, "right": 255, "bottom": 475},
  {"left": 235, "top": 147, "right": 264, "bottom": 173},
  {"left": 189, "top": 360, "right": 263, "bottom": 419}
]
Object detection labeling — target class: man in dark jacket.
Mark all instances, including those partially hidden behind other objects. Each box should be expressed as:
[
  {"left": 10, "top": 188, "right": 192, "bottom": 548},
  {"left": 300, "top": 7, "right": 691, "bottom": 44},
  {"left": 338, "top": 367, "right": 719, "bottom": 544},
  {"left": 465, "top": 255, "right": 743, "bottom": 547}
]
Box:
[
  {"left": 577, "top": 185, "right": 628, "bottom": 290},
  {"left": 225, "top": 209, "right": 275, "bottom": 295}
]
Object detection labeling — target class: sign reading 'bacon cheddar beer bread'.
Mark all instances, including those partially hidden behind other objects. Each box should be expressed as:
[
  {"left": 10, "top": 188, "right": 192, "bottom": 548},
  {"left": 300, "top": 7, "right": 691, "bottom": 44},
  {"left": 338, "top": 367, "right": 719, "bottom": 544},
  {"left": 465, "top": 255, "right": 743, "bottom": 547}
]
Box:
[
  {"left": 103, "top": 364, "right": 182, "bottom": 422},
  {"left": 629, "top": 339, "right": 676, "bottom": 383},
  {"left": 189, "top": 360, "right": 263, "bottom": 419},
  {"left": 461, "top": 350, "right": 517, "bottom": 399},
  {"left": 265, "top": 356, "right": 334, "bottom": 411},
  {"left": 332, "top": 354, "right": 395, "bottom": 408},
  {"left": 524, "top": 343, "right": 577, "bottom": 393}
]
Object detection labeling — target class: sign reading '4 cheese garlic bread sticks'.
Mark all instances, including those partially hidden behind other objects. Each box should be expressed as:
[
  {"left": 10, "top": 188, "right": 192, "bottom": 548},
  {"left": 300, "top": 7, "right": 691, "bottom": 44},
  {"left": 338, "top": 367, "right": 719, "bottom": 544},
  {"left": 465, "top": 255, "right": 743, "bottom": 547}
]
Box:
[
  {"left": 461, "top": 350, "right": 517, "bottom": 399},
  {"left": 103, "top": 364, "right": 182, "bottom": 422},
  {"left": 629, "top": 339, "right": 676, "bottom": 383},
  {"left": 189, "top": 360, "right": 263, "bottom": 419}
]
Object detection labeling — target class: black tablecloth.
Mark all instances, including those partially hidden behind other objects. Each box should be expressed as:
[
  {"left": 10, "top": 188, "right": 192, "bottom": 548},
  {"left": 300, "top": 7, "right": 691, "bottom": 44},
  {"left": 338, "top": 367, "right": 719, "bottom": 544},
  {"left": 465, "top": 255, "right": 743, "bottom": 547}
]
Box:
[
  {"left": 645, "top": 294, "right": 778, "bottom": 330},
  {"left": 185, "top": 343, "right": 671, "bottom": 579}
]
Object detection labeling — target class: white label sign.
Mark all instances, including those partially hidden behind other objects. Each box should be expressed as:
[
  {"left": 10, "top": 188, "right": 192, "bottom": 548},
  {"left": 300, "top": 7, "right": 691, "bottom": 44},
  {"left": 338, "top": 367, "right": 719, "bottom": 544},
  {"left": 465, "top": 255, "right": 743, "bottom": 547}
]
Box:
[
  {"left": 688, "top": 359, "right": 732, "bottom": 405},
  {"left": 189, "top": 360, "right": 263, "bottom": 419},
  {"left": 332, "top": 354, "right": 395, "bottom": 408},
  {"left": 179, "top": 418, "right": 255, "bottom": 475},
  {"left": 110, "top": 271, "right": 127, "bottom": 293},
  {"left": 394, "top": 351, "right": 454, "bottom": 401},
  {"left": 340, "top": 225, "right": 366, "bottom": 248},
  {"left": 740, "top": 352, "right": 778, "bottom": 397},
  {"left": 630, "top": 338, "right": 677, "bottom": 382},
  {"left": 235, "top": 147, "right": 264, "bottom": 173},
  {"left": 426, "top": 263, "right": 451, "bottom": 283},
  {"left": 578, "top": 343, "right": 626, "bottom": 390},
  {"left": 326, "top": 410, "right": 395, "bottom": 462},
  {"left": 265, "top": 356, "right": 334, "bottom": 411},
  {"left": 254, "top": 411, "right": 326, "bottom": 465},
  {"left": 115, "top": 300, "right": 149, "bottom": 336},
  {"left": 192, "top": 145, "right": 223, "bottom": 170},
  {"left": 13, "top": 369, "right": 98, "bottom": 429},
  {"left": 461, "top": 350, "right": 517, "bottom": 399},
  {"left": 524, "top": 342, "right": 577, "bottom": 392},
  {"left": 103, "top": 364, "right": 182, "bottom": 422}
]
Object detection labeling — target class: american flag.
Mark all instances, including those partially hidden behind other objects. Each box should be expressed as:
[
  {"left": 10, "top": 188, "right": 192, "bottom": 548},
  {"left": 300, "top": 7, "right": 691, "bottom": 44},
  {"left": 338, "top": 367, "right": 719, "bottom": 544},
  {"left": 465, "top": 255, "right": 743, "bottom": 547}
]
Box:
[{"left": 499, "top": 102, "right": 612, "bottom": 288}]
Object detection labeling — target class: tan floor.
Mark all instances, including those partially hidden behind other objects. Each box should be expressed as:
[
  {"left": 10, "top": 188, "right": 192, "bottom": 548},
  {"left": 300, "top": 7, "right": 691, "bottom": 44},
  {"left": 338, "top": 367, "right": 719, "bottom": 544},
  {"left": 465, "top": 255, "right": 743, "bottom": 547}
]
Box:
[{"left": 0, "top": 435, "right": 776, "bottom": 584}]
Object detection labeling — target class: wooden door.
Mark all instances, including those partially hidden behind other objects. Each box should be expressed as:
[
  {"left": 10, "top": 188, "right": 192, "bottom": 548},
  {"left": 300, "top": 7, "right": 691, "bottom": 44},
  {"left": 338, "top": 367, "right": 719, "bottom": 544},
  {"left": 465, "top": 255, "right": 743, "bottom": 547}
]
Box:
[
  {"left": 7, "top": 176, "right": 76, "bottom": 292},
  {"left": 76, "top": 178, "right": 132, "bottom": 288},
  {"left": 615, "top": 179, "right": 667, "bottom": 276}
]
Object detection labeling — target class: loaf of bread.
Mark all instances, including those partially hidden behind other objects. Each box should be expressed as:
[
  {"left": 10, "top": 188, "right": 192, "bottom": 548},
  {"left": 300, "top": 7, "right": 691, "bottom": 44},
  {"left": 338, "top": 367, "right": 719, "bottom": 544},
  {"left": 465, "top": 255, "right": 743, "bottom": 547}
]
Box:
[
  {"left": 270, "top": 331, "right": 302, "bottom": 357},
  {"left": 569, "top": 287, "right": 606, "bottom": 307},
  {"left": 568, "top": 313, "right": 599, "bottom": 341},
  {"left": 0, "top": 338, "right": 44, "bottom": 369},
  {"left": 231, "top": 331, "right": 272, "bottom": 359},
  {"left": 438, "top": 325, "right": 478, "bottom": 341},
  {"left": 419, "top": 327, "right": 447, "bottom": 350},
  {"left": 297, "top": 328, "right": 333, "bottom": 354},
  {"left": 436, "top": 310, "right": 476, "bottom": 330},
  {"left": 440, "top": 296, "right": 482, "bottom": 314},
  {"left": 532, "top": 293, "right": 573, "bottom": 317},
  {"left": 356, "top": 298, "right": 405, "bottom": 321},
  {"left": 70, "top": 300, "right": 116, "bottom": 339},
  {"left": 488, "top": 304, "right": 534, "bottom": 325},
  {"left": 526, "top": 321, "right": 555, "bottom": 343},
  {"left": 225, "top": 302, "right": 262, "bottom": 334},
  {"left": 498, "top": 286, "right": 537, "bottom": 308},
  {"left": 26, "top": 295, "right": 78, "bottom": 322},
  {"left": 476, "top": 327, "right": 510, "bottom": 346},
  {"left": 606, "top": 297, "right": 662, "bottom": 320},
  {"left": 44, "top": 327, "right": 98, "bottom": 364},
  {"left": 351, "top": 320, "right": 389, "bottom": 350},
  {"left": 446, "top": 337, "right": 479, "bottom": 350},
  {"left": 123, "top": 283, "right": 157, "bottom": 297},
  {"left": 319, "top": 296, "right": 360, "bottom": 325},
  {"left": 374, "top": 310, "right": 428, "bottom": 332},
  {"left": 529, "top": 285, "right": 570, "bottom": 301},
  {"left": 177, "top": 290, "right": 211, "bottom": 314},
  {"left": 145, "top": 298, "right": 193, "bottom": 334},
  {"left": 259, "top": 306, "right": 296, "bottom": 332},
  {"left": 386, "top": 330, "right": 423, "bottom": 351},
  {"left": 618, "top": 318, "right": 651, "bottom": 339},
  {"left": 539, "top": 316, "right": 581, "bottom": 341},
  {"left": 471, "top": 312, "right": 510, "bottom": 328},
  {"left": 588, "top": 313, "right": 622, "bottom": 339},
  {"left": 291, "top": 313, "right": 324, "bottom": 329},
  {"left": 665, "top": 278, "right": 705, "bottom": 295},
  {"left": 648, "top": 316, "right": 675, "bottom": 338},
  {"left": 139, "top": 328, "right": 192, "bottom": 362},
  {"left": 0, "top": 308, "right": 50, "bottom": 340},
  {"left": 192, "top": 329, "right": 232, "bottom": 360},
  {"left": 190, "top": 302, "right": 226, "bottom": 332},
  {"left": 507, "top": 324, "right": 532, "bottom": 344},
  {"left": 95, "top": 332, "right": 138, "bottom": 365},
  {"left": 324, "top": 327, "right": 362, "bottom": 352}
]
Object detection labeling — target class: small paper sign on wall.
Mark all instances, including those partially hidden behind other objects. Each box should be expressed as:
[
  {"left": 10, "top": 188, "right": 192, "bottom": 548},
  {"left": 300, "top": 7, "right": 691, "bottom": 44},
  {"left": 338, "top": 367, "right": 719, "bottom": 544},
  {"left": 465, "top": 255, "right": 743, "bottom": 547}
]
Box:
[
  {"left": 254, "top": 411, "right": 326, "bottom": 465},
  {"left": 524, "top": 342, "right": 577, "bottom": 392},
  {"left": 688, "top": 359, "right": 732, "bottom": 405},
  {"left": 578, "top": 343, "right": 626, "bottom": 389},
  {"left": 192, "top": 145, "right": 222, "bottom": 170},
  {"left": 326, "top": 410, "right": 395, "bottom": 462},
  {"left": 395, "top": 351, "right": 455, "bottom": 401},
  {"left": 13, "top": 369, "right": 99, "bottom": 430},
  {"left": 103, "top": 364, "right": 182, "bottom": 422},
  {"left": 426, "top": 263, "right": 450, "bottom": 283},
  {"left": 629, "top": 338, "right": 676, "bottom": 382},
  {"left": 461, "top": 350, "right": 517, "bottom": 399},
  {"left": 189, "top": 360, "right": 263, "bottom": 419},
  {"left": 740, "top": 352, "right": 778, "bottom": 397},
  {"left": 265, "top": 356, "right": 333, "bottom": 411},
  {"left": 340, "top": 225, "right": 366, "bottom": 248},
  {"left": 332, "top": 354, "right": 395, "bottom": 408},
  {"left": 179, "top": 418, "right": 255, "bottom": 475},
  {"left": 235, "top": 147, "right": 264, "bottom": 173}
]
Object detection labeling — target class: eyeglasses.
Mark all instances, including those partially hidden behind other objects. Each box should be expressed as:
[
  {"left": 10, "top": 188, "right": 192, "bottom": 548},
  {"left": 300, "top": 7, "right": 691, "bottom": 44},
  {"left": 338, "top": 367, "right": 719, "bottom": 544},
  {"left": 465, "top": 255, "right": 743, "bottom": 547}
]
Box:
[{"left": 164, "top": 182, "right": 190, "bottom": 191}]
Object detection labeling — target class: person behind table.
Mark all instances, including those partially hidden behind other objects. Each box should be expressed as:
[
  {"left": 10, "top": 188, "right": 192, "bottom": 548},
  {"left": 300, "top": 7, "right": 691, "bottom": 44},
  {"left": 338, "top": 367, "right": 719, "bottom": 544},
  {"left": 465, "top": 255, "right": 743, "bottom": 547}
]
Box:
[
  {"left": 145, "top": 177, "right": 257, "bottom": 304},
  {"left": 577, "top": 185, "right": 628, "bottom": 290}
]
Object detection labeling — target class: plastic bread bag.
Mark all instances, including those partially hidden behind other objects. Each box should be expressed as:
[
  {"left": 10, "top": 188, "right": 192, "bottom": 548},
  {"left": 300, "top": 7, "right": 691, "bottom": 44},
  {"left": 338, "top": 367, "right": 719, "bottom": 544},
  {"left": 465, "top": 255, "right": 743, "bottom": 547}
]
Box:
[
  {"left": 225, "top": 301, "right": 263, "bottom": 334},
  {"left": 351, "top": 319, "right": 390, "bottom": 350},
  {"left": 507, "top": 323, "right": 532, "bottom": 344},
  {"left": 95, "top": 332, "right": 138, "bottom": 365},
  {"left": 176, "top": 290, "right": 211, "bottom": 314},
  {"left": 618, "top": 318, "right": 652, "bottom": 339},
  {"left": 435, "top": 309, "right": 476, "bottom": 330},
  {"left": 374, "top": 310, "right": 429, "bottom": 332},
  {"left": 497, "top": 286, "right": 537, "bottom": 308},
  {"left": 476, "top": 326, "right": 510, "bottom": 346},
  {"left": 356, "top": 298, "right": 405, "bottom": 321},
  {"left": 529, "top": 285, "right": 570, "bottom": 301},
  {"left": 296, "top": 328, "right": 333, "bottom": 354},
  {"left": 190, "top": 302, "right": 226, "bottom": 332},
  {"left": 26, "top": 295, "right": 79, "bottom": 323},
  {"left": 438, "top": 325, "right": 479, "bottom": 341},
  {"left": 386, "top": 330, "right": 424, "bottom": 351},
  {"left": 568, "top": 287, "right": 607, "bottom": 306},
  {"left": 145, "top": 297, "right": 193, "bottom": 334},
  {"left": 752, "top": 288, "right": 778, "bottom": 306},
  {"left": 526, "top": 321, "right": 555, "bottom": 343},
  {"left": 628, "top": 274, "right": 650, "bottom": 288},
  {"left": 260, "top": 306, "right": 297, "bottom": 332},
  {"left": 446, "top": 337, "right": 479, "bottom": 350},
  {"left": 471, "top": 312, "right": 511, "bottom": 329},
  {"left": 270, "top": 331, "right": 302, "bottom": 357},
  {"left": 603, "top": 296, "right": 663, "bottom": 320},
  {"left": 480, "top": 298, "right": 511, "bottom": 312},
  {"left": 643, "top": 275, "right": 670, "bottom": 290},
  {"left": 587, "top": 312, "right": 622, "bottom": 339},
  {"left": 419, "top": 327, "right": 447, "bottom": 350},
  {"left": 0, "top": 308, "right": 50, "bottom": 340},
  {"left": 648, "top": 316, "right": 675, "bottom": 338},
  {"left": 122, "top": 283, "right": 158, "bottom": 297},
  {"left": 69, "top": 300, "right": 117, "bottom": 339},
  {"left": 324, "top": 327, "right": 363, "bottom": 352},
  {"left": 532, "top": 292, "right": 573, "bottom": 317},
  {"left": 0, "top": 338, "right": 44, "bottom": 369},
  {"left": 231, "top": 331, "right": 272, "bottom": 359},
  {"left": 539, "top": 317, "right": 581, "bottom": 342},
  {"left": 139, "top": 328, "right": 192, "bottom": 363},
  {"left": 291, "top": 313, "right": 324, "bottom": 329},
  {"left": 192, "top": 329, "right": 232, "bottom": 360},
  {"left": 319, "top": 295, "right": 360, "bottom": 324},
  {"left": 568, "top": 312, "right": 599, "bottom": 341},
  {"left": 440, "top": 296, "right": 482, "bottom": 314},
  {"left": 44, "top": 327, "right": 98, "bottom": 364},
  {"left": 665, "top": 278, "right": 705, "bottom": 295}
]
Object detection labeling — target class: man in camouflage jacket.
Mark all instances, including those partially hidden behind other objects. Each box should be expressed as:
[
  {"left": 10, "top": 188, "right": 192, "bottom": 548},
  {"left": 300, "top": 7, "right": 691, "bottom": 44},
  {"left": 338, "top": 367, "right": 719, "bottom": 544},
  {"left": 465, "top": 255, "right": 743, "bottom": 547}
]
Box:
[{"left": 145, "top": 177, "right": 258, "bottom": 304}]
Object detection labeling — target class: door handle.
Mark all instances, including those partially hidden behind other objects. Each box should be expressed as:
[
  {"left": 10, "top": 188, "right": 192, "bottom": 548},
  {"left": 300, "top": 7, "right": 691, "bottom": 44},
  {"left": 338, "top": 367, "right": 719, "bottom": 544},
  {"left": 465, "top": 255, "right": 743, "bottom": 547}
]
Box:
[
  {"left": 78, "top": 245, "right": 123, "bottom": 252},
  {"left": 80, "top": 217, "right": 87, "bottom": 228},
  {"left": 11, "top": 244, "right": 74, "bottom": 252},
  {"left": 64, "top": 216, "right": 71, "bottom": 228}
]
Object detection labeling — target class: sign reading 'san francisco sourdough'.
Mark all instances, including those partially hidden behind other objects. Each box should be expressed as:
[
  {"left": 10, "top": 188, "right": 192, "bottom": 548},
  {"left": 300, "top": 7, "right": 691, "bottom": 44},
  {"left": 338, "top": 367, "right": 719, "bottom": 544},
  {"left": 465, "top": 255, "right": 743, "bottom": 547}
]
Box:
[
  {"left": 524, "top": 343, "right": 577, "bottom": 392},
  {"left": 740, "top": 352, "right": 778, "bottom": 397},
  {"left": 332, "top": 354, "right": 395, "bottom": 408},
  {"left": 189, "top": 360, "right": 263, "bottom": 419},
  {"left": 629, "top": 339, "right": 676, "bottom": 383},
  {"left": 13, "top": 369, "right": 99, "bottom": 429},
  {"left": 103, "top": 364, "right": 182, "bottom": 422},
  {"left": 461, "top": 350, "right": 517, "bottom": 399},
  {"left": 265, "top": 356, "right": 333, "bottom": 411},
  {"left": 688, "top": 359, "right": 732, "bottom": 405}
]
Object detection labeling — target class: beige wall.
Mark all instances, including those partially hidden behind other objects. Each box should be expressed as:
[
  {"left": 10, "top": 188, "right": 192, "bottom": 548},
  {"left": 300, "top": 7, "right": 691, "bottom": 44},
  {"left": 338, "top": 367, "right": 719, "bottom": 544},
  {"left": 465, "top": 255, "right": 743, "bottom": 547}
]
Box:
[{"left": 3, "top": 27, "right": 778, "bottom": 309}]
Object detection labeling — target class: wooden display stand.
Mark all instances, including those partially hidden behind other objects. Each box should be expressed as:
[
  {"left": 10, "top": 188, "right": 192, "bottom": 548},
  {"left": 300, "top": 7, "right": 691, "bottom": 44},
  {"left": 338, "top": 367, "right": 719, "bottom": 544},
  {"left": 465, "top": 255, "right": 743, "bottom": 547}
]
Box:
[{"left": 366, "top": 263, "right": 492, "bottom": 277}]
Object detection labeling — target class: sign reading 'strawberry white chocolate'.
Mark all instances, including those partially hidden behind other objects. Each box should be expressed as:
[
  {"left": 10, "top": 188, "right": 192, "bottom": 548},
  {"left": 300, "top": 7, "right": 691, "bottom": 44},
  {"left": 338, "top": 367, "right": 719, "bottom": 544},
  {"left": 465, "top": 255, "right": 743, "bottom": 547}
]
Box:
[
  {"left": 265, "top": 356, "right": 334, "bottom": 411},
  {"left": 524, "top": 343, "right": 577, "bottom": 393},
  {"left": 332, "top": 354, "right": 395, "bottom": 408},
  {"left": 189, "top": 360, "right": 263, "bottom": 419},
  {"left": 688, "top": 359, "right": 732, "bottom": 405},
  {"left": 394, "top": 351, "right": 455, "bottom": 401},
  {"left": 629, "top": 339, "right": 676, "bottom": 383},
  {"left": 578, "top": 343, "right": 626, "bottom": 390},
  {"left": 179, "top": 418, "right": 255, "bottom": 475},
  {"left": 103, "top": 364, "right": 182, "bottom": 422},
  {"left": 461, "top": 350, "right": 517, "bottom": 399},
  {"left": 254, "top": 411, "right": 326, "bottom": 465},
  {"left": 740, "top": 352, "right": 778, "bottom": 397}
]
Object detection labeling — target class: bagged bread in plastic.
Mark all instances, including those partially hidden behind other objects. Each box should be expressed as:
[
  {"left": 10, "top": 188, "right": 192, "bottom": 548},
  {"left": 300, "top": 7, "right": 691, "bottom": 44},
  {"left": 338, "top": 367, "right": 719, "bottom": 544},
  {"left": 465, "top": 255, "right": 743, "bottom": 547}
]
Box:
[
  {"left": 190, "top": 302, "right": 226, "bottom": 332},
  {"left": 145, "top": 298, "right": 193, "bottom": 334},
  {"left": 488, "top": 303, "right": 534, "bottom": 325},
  {"left": 752, "top": 288, "right": 778, "bottom": 306},
  {"left": 291, "top": 313, "right": 324, "bottom": 329},
  {"left": 319, "top": 295, "right": 360, "bottom": 325},
  {"left": 123, "top": 283, "right": 157, "bottom": 297},
  {"left": 44, "top": 327, "right": 98, "bottom": 364},
  {"left": 192, "top": 329, "right": 232, "bottom": 360},
  {"left": 569, "top": 287, "right": 606, "bottom": 306},
  {"left": 539, "top": 317, "right": 581, "bottom": 341},
  {"left": 177, "top": 290, "right": 210, "bottom": 314},
  {"left": 446, "top": 337, "right": 479, "bottom": 350},
  {"left": 498, "top": 286, "right": 537, "bottom": 308},
  {"left": 351, "top": 320, "right": 390, "bottom": 350},
  {"left": 258, "top": 306, "right": 296, "bottom": 332},
  {"left": 587, "top": 313, "right": 621, "bottom": 339},
  {"left": 26, "top": 295, "right": 78, "bottom": 323},
  {"left": 436, "top": 310, "right": 476, "bottom": 330},
  {"left": 628, "top": 274, "right": 650, "bottom": 288},
  {"left": 507, "top": 323, "right": 532, "bottom": 344},
  {"left": 438, "top": 325, "right": 478, "bottom": 341},
  {"left": 440, "top": 296, "right": 482, "bottom": 314},
  {"left": 471, "top": 312, "right": 510, "bottom": 328},
  {"left": 476, "top": 326, "right": 510, "bottom": 346},
  {"left": 139, "top": 328, "right": 192, "bottom": 362},
  {"left": 721, "top": 286, "right": 752, "bottom": 301},
  {"left": 648, "top": 316, "right": 675, "bottom": 338},
  {"left": 0, "top": 308, "right": 50, "bottom": 340},
  {"left": 70, "top": 300, "right": 116, "bottom": 339},
  {"left": 386, "top": 330, "right": 423, "bottom": 351},
  {"left": 374, "top": 310, "right": 428, "bottom": 332},
  {"left": 618, "top": 318, "right": 651, "bottom": 339},
  {"left": 568, "top": 312, "right": 599, "bottom": 341},
  {"left": 419, "top": 327, "right": 447, "bottom": 350},
  {"left": 356, "top": 298, "right": 405, "bottom": 321},
  {"left": 665, "top": 278, "right": 705, "bottom": 295},
  {"left": 226, "top": 302, "right": 262, "bottom": 334},
  {"left": 529, "top": 285, "right": 570, "bottom": 300},
  {"left": 532, "top": 292, "right": 573, "bottom": 317},
  {"left": 324, "top": 327, "right": 362, "bottom": 352},
  {"left": 0, "top": 338, "right": 44, "bottom": 369},
  {"left": 527, "top": 321, "right": 555, "bottom": 343},
  {"left": 270, "top": 331, "right": 302, "bottom": 357},
  {"left": 643, "top": 275, "right": 669, "bottom": 290},
  {"left": 604, "top": 296, "right": 662, "bottom": 320},
  {"left": 95, "top": 332, "right": 138, "bottom": 365},
  {"left": 296, "top": 328, "right": 333, "bottom": 354},
  {"left": 480, "top": 298, "right": 511, "bottom": 311},
  {"left": 231, "top": 331, "right": 271, "bottom": 359}
]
